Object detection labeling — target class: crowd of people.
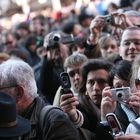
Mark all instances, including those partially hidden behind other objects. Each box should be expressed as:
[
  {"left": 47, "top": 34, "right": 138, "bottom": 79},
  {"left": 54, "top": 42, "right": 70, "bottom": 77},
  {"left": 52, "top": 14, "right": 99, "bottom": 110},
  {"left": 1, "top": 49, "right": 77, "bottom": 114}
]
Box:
[{"left": 0, "top": 0, "right": 140, "bottom": 140}]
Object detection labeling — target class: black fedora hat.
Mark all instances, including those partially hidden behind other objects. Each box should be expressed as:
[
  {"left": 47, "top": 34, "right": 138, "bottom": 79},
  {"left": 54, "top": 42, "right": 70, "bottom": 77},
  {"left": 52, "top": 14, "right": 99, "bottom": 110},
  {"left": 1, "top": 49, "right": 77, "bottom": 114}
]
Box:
[{"left": 0, "top": 92, "right": 31, "bottom": 137}]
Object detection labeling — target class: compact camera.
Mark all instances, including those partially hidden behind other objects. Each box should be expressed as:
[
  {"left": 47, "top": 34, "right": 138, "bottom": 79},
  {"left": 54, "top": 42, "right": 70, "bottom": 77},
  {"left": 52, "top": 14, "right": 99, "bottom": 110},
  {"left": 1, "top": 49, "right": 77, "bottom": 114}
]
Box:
[
  {"left": 103, "top": 15, "right": 115, "bottom": 25},
  {"left": 110, "top": 87, "right": 131, "bottom": 102},
  {"left": 106, "top": 113, "right": 124, "bottom": 137},
  {"left": 60, "top": 72, "right": 71, "bottom": 93}
]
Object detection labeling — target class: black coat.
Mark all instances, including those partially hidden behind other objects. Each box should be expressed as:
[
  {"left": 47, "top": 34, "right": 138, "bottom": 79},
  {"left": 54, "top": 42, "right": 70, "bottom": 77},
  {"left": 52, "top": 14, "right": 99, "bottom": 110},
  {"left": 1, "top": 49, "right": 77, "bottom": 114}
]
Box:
[
  {"left": 39, "top": 58, "right": 64, "bottom": 104},
  {"left": 22, "top": 96, "right": 81, "bottom": 140}
]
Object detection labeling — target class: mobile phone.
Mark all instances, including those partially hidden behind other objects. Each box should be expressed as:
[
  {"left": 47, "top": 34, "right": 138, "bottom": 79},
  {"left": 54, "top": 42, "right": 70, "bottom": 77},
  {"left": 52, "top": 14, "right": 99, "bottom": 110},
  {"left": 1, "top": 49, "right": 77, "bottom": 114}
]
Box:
[
  {"left": 60, "top": 72, "right": 71, "bottom": 93},
  {"left": 106, "top": 113, "right": 124, "bottom": 137}
]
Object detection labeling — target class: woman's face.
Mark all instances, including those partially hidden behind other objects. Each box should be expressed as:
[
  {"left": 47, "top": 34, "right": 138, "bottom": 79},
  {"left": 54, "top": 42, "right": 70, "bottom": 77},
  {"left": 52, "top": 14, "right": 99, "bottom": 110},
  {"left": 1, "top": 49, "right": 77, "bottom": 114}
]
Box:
[
  {"left": 113, "top": 75, "right": 130, "bottom": 88},
  {"left": 135, "top": 66, "right": 140, "bottom": 90},
  {"left": 101, "top": 38, "right": 118, "bottom": 58}
]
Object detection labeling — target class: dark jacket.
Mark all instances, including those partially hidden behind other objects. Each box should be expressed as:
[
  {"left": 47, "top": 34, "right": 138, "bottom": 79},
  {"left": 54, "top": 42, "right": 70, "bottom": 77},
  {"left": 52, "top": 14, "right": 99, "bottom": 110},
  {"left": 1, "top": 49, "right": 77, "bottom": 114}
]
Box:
[
  {"left": 115, "top": 102, "right": 137, "bottom": 132},
  {"left": 22, "top": 96, "right": 81, "bottom": 140},
  {"left": 39, "top": 58, "right": 64, "bottom": 104}
]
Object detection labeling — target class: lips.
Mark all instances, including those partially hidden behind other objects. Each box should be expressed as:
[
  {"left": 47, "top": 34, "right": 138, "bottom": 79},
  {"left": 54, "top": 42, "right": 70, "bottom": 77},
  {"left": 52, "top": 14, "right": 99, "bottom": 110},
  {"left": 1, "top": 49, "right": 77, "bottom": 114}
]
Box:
[{"left": 127, "top": 52, "right": 138, "bottom": 57}]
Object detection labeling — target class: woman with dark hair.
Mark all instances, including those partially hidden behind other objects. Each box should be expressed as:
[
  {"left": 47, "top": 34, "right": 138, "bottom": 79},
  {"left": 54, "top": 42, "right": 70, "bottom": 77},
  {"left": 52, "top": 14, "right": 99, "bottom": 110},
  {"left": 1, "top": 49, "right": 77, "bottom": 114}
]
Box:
[
  {"left": 101, "top": 60, "right": 139, "bottom": 132},
  {"left": 25, "top": 34, "right": 41, "bottom": 67},
  {"left": 108, "top": 60, "right": 132, "bottom": 88},
  {"left": 78, "top": 59, "right": 113, "bottom": 129}
]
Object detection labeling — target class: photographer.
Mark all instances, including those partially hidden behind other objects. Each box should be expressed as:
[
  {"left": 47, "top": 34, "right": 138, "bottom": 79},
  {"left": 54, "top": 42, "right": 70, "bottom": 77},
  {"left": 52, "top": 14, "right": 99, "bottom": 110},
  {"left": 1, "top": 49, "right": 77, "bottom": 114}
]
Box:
[
  {"left": 88, "top": 10, "right": 140, "bottom": 62},
  {"left": 38, "top": 31, "right": 69, "bottom": 104},
  {"left": 87, "top": 15, "right": 119, "bottom": 61},
  {"left": 60, "top": 59, "right": 114, "bottom": 140},
  {"left": 101, "top": 59, "right": 140, "bottom": 134}
]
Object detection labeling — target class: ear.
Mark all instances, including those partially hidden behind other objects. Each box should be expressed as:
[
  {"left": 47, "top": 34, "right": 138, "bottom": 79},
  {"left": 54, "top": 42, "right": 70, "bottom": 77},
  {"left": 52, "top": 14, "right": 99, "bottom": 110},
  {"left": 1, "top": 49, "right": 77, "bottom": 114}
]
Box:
[
  {"left": 118, "top": 47, "right": 122, "bottom": 57},
  {"left": 15, "top": 86, "right": 24, "bottom": 102}
]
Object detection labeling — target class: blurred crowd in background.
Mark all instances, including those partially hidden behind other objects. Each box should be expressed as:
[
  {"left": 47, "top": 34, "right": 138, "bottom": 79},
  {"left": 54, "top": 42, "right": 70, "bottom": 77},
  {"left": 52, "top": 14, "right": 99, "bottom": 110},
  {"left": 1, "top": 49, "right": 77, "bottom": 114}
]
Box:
[{"left": 0, "top": 0, "right": 140, "bottom": 139}]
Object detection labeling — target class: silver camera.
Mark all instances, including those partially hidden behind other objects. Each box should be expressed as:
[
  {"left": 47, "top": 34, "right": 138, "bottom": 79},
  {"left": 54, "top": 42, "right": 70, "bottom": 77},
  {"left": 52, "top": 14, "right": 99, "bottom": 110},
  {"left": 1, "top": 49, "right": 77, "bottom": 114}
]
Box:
[
  {"left": 104, "top": 15, "right": 115, "bottom": 25},
  {"left": 110, "top": 87, "right": 131, "bottom": 101}
]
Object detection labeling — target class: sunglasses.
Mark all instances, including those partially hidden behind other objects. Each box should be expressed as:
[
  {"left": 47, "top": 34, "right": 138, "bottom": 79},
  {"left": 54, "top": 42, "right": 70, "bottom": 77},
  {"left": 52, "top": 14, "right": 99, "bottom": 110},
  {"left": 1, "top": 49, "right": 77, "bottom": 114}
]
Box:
[
  {"left": 135, "top": 78, "right": 140, "bottom": 90},
  {"left": 68, "top": 69, "right": 80, "bottom": 77},
  {"left": 5, "top": 41, "right": 13, "bottom": 45}
]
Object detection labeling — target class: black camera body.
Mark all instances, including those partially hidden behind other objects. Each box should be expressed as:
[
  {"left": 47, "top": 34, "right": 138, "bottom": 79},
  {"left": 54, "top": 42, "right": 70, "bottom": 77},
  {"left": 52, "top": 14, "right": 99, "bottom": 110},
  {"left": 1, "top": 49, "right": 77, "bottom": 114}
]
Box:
[
  {"left": 45, "top": 31, "right": 85, "bottom": 50},
  {"left": 104, "top": 15, "right": 115, "bottom": 25},
  {"left": 60, "top": 72, "right": 71, "bottom": 93},
  {"left": 47, "top": 33, "right": 75, "bottom": 50}
]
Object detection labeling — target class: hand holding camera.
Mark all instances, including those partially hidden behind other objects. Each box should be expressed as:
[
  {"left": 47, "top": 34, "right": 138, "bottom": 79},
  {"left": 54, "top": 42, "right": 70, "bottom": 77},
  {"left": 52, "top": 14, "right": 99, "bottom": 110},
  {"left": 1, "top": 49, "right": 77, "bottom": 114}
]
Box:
[
  {"left": 89, "top": 16, "right": 105, "bottom": 44},
  {"left": 127, "top": 91, "right": 140, "bottom": 116},
  {"left": 101, "top": 86, "right": 117, "bottom": 121},
  {"left": 101, "top": 87, "right": 131, "bottom": 121},
  {"left": 110, "top": 87, "right": 131, "bottom": 102}
]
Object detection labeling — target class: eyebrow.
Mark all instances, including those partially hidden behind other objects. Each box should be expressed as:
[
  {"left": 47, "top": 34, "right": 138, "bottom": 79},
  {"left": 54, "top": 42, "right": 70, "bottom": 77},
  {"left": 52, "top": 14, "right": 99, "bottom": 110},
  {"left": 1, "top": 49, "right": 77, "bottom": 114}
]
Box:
[{"left": 123, "top": 39, "right": 140, "bottom": 41}]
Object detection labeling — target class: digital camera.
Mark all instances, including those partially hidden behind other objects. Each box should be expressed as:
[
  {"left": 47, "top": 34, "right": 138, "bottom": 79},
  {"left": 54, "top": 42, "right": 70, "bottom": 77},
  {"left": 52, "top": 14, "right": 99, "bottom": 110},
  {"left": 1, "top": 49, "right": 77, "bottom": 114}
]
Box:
[
  {"left": 47, "top": 33, "right": 75, "bottom": 50},
  {"left": 103, "top": 15, "right": 115, "bottom": 25},
  {"left": 110, "top": 87, "right": 131, "bottom": 102},
  {"left": 46, "top": 32, "right": 85, "bottom": 50}
]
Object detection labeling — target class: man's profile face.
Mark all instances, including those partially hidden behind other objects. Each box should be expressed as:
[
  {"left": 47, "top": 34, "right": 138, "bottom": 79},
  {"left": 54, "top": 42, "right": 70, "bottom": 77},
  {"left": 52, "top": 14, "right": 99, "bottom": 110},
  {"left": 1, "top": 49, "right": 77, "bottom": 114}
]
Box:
[
  {"left": 119, "top": 29, "right": 140, "bottom": 61},
  {"left": 67, "top": 64, "right": 83, "bottom": 93}
]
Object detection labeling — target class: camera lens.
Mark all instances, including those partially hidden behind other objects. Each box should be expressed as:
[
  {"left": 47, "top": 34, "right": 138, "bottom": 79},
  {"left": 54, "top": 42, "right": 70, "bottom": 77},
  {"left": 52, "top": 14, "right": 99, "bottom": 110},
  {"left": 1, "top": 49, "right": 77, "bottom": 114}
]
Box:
[
  {"left": 117, "top": 92, "right": 123, "bottom": 98},
  {"left": 53, "top": 36, "right": 60, "bottom": 42}
]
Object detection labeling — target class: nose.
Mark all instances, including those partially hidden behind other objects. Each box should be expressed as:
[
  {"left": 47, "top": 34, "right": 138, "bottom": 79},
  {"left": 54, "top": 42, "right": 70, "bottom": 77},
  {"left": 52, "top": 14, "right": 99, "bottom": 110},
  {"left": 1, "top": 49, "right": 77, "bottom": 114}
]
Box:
[
  {"left": 107, "top": 47, "right": 113, "bottom": 53},
  {"left": 129, "top": 42, "right": 137, "bottom": 50},
  {"left": 74, "top": 73, "right": 80, "bottom": 80},
  {"left": 92, "top": 81, "right": 100, "bottom": 91}
]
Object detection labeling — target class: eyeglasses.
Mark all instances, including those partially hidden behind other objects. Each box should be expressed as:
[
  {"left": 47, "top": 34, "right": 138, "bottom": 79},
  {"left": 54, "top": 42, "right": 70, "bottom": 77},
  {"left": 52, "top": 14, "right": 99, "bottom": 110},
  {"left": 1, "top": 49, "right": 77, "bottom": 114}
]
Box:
[
  {"left": 5, "top": 41, "right": 13, "bottom": 45},
  {"left": 0, "top": 85, "right": 18, "bottom": 90},
  {"left": 135, "top": 78, "right": 140, "bottom": 90},
  {"left": 68, "top": 69, "right": 80, "bottom": 77}
]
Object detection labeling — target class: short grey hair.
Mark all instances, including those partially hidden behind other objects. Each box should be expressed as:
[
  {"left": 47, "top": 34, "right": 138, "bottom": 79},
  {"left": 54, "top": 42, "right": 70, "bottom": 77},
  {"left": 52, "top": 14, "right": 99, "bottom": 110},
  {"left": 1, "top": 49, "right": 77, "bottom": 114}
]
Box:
[
  {"left": 64, "top": 53, "right": 88, "bottom": 71},
  {"left": 0, "top": 57, "right": 38, "bottom": 98},
  {"left": 124, "top": 10, "right": 140, "bottom": 18}
]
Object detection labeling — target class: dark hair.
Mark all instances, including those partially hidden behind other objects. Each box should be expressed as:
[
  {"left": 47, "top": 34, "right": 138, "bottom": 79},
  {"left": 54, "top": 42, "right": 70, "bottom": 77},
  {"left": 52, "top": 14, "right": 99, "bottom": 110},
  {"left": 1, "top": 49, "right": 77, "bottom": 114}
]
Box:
[
  {"left": 16, "top": 22, "right": 29, "bottom": 32},
  {"left": 78, "top": 6, "right": 94, "bottom": 25},
  {"left": 32, "top": 15, "right": 45, "bottom": 26},
  {"left": 25, "top": 35, "right": 36, "bottom": 49},
  {"left": 109, "top": 60, "right": 132, "bottom": 87},
  {"left": 120, "top": 0, "right": 132, "bottom": 8},
  {"left": 79, "top": 59, "right": 113, "bottom": 94},
  {"left": 62, "top": 21, "right": 75, "bottom": 34},
  {"left": 78, "top": 59, "right": 113, "bottom": 122}
]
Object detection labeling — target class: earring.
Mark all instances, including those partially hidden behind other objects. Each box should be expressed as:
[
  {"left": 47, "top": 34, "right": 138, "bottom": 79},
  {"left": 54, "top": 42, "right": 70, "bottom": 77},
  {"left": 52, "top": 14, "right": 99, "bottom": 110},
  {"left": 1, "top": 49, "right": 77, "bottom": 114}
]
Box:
[{"left": 85, "top": 91, "right": 88, "bottom": 96}]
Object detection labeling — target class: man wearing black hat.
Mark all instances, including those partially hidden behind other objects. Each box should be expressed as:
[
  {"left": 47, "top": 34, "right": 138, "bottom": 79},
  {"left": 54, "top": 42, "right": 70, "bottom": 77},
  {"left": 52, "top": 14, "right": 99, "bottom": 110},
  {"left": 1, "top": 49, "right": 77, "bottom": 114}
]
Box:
[
  {"left": 0, "top": 57, "right": 81, "bottom": 140},
  {"left": 0, "top": 92, "right": 31, "bottom": 139}
]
